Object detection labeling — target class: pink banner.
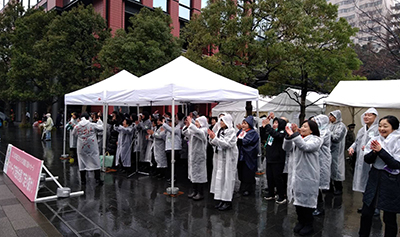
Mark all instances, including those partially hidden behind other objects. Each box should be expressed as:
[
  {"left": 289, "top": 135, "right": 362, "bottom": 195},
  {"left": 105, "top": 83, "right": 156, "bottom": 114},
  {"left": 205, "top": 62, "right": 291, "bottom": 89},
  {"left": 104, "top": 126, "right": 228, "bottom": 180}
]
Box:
[{"left": 3, "top": 144, "right": 43, "bottom": 202}]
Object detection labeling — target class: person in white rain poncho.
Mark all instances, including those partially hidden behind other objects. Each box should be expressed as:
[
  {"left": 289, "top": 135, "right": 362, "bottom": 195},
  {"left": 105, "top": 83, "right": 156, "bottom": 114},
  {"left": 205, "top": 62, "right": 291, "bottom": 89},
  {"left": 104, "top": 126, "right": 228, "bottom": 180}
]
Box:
[
  {"left": 66, "top": 112, "right": 79, "bottom": 159},
  {"left": 283, "top": 120, "right": 322, "bottom": 236},
  {"left": 163, "top": 117, "right": 182, "bottom": 181},
  {"left": 149, "top": 117, "right": 167, "bottom": 178},
  {"left": 359, "top": 115, "right": 400, "bottom": 237},
  {"left": 72, "top": 112, "right": 104, "bottom": 185},
  {"left": 137, "top": 111, "right": 152, "bottom": 172},
  {"left": 312, "top": 115, "right": 332, "bottom": 216},
  {"left": 183, "top": 116, "right": 208, "bottom": 201},
  {"left": 114, "top": 118, "right": 134, "bottom": 173},
  {"left": 208, "top": 114, "right": 238, "bottom": 211},
  {"left": 349, "top": 108, "right": 379, "bottom": 195},
  {"left": 328, "top": 110, "right": 347, "bottom": 195}
]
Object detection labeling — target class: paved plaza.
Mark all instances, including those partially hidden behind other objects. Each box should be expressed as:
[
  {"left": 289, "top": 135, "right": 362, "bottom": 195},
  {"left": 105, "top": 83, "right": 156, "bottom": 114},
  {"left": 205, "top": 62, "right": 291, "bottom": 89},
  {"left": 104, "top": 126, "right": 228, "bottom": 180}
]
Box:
[{"left": 0, "top": 125, "right": 398, "bottom": 236}]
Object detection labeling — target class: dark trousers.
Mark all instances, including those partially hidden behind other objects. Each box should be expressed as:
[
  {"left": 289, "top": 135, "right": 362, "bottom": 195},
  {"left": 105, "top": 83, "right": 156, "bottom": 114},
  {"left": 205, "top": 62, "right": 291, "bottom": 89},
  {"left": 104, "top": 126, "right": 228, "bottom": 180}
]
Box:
[
  {"left": 80, "top": 170, "right": 100, "bottom": 182},
  {"left": 238, "top": 160, "right": 255, "bottom": 193},
  {"left": 166, "top": 150, "right": 180, "bottom": 179},
  {"left": 191, "top": 182, "right": 205, "bottom": 195},
  {"left": 266, "top": 162, "right": 286, "bottom": 199},
  {"left": 330, "top": 180, "right": 343, "bottom": 191},
  {"left": 295, "top": 205, "right": 314, "bottom": 226},
  {"left": 317, "top": 190, "right": 324, "bottom": 210},
  {"left": 360, "top": 200, "right": 398, "bottom": 237}
]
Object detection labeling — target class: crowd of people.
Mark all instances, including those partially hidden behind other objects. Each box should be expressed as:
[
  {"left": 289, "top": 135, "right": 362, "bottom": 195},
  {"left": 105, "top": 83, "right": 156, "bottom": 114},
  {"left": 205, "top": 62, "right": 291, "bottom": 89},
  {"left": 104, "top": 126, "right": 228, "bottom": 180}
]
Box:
[{"left": 63, "top": 108, "right": 400, "bottom": 236}]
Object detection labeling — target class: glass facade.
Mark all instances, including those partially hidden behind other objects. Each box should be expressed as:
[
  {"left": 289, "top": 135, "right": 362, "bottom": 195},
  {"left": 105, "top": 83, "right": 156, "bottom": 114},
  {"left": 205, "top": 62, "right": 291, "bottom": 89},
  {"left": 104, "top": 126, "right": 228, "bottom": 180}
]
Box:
[{"left": 179, "top": 0, "right": 191, "bottom": 20}]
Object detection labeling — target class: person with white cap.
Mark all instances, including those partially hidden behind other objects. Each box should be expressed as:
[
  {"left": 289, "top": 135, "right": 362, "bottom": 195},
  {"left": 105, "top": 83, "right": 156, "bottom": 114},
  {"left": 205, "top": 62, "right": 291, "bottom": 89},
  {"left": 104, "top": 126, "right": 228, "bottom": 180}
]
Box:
[
  {"left": 183, "top": 115, "right": 208, "bottom": 200},
  {"left": 208, "top": 114, "right": 238, "bottom": 211},
  {"left": 348, "top": 108, "right": 379, "bottom": 213},
  {"left": 43, "top": 113, "right": 54, "bottom": 141},
  {"left": 329, "top": 110, "right": 347, "bottom": 195}
]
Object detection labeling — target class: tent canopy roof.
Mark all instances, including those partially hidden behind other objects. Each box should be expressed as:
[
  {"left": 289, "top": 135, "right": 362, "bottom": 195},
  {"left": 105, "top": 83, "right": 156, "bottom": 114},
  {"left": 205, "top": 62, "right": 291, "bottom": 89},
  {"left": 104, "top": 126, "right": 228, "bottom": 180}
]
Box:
[
  {"left": 260, "top": 88, "right": 326, "bottom": 112},
  {"left": 132, "top": 56, "right": 259, "bottom": 105},
  {"left": 65, "top": 70, "right": 140, "bottom": 106},
  {"left": 65, "top": 57, "right": 259, "bottom": 106},
  {"left": 325, "top": 80, "right": 400, "bottom": 108}
]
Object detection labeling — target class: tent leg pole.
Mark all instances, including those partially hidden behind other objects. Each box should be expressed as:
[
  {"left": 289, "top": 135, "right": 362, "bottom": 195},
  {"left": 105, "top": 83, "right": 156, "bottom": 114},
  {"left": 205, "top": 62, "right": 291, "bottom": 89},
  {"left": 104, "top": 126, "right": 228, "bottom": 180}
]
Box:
[
  {"left": 61, "top": 104, "right": 68, "bottom": 159},
  {"left": 167, "top": 99, "right": 179, "bottom": 195},
  {"left": 101, "top": 104, "right": 108, "bottom": 172}
]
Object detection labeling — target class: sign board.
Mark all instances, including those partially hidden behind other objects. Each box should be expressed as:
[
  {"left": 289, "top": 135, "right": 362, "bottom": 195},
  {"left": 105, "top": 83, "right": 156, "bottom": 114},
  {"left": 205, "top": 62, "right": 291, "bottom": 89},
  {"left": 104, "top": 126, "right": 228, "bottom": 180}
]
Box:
[{"left": 3, "top": 144, "right": 43, "bottom": 202}]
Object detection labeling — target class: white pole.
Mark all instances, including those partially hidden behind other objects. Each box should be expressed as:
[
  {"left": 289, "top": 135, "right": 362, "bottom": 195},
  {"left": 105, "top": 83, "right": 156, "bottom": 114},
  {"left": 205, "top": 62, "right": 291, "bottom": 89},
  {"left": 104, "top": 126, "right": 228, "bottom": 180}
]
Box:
[
  {"left": 62, "top": 104, "right": 67, "bottom": 156},
  {"left": 256, "top": 100, "right": 262, "bottom": 173},
  {"left": 171, "top": 99, "right": 175, "bottom": 190},
  {"left": 102, "top": 104, "right": 108, "bottom": 171},
  {"left": 136, "top": 104, "right": 140, "bottom": 172}
]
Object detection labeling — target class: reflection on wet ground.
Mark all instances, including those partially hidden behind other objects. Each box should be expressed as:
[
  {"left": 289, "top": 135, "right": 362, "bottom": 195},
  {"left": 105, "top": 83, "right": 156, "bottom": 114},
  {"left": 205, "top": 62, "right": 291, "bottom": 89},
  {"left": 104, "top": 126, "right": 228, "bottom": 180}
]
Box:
[{"left": 0, "top": 126, "right": 397, "bottom": 236}]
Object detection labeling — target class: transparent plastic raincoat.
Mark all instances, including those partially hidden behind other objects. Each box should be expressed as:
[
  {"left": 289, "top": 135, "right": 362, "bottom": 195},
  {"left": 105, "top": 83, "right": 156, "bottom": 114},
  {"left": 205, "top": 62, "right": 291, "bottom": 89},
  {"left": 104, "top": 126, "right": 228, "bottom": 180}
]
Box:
[
  {"left": 72, "top": 118, "right": 103, "bottom": 171},
  {"left": 114, "top": 125, "right": 134, "bottom": 167},
  {"left": 210, "top": 114, "right": 239, "bottom": 202},
  {"left": 182, "top": 116, "right": 208, "bottom": 183},
  {"left": 314, "top": 115, "right": 332, "bottom": 190},
  {"left": 283, "top": 133, "right": 322, "bottom": 208},
  {"left": 329, "top": 110, "right": 347, "bottom": 181},
  {"left": 153, "top": 126, "right": 167, "bottom": 168},
  {"left": 350, "top": 108, "right": 379, "bottom": 192}
]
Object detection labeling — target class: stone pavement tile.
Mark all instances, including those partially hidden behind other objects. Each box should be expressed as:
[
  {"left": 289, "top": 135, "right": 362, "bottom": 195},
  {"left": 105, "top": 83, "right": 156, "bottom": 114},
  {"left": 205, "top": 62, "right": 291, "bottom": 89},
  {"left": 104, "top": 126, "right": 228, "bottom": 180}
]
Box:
[
  {"left": 0, "top": 184, "right": 15, "bottom": 200},
  {"left": 0, "top": 209, "right": 5, "bottom": 218},
  {"left": 37, "top": 222, "right": 63, "bottom": 237},
  {"left": 3, "top": 204, "right": 38, "bottom": 230},
  {"left": 0, "top": 217, "right": 18, "bottom": 237},
  {"left": 15, "top": 226, "right": 47, "bottom": 237},
  {"left": 0, "top": 198, "right": 20, "bottom": 207}
]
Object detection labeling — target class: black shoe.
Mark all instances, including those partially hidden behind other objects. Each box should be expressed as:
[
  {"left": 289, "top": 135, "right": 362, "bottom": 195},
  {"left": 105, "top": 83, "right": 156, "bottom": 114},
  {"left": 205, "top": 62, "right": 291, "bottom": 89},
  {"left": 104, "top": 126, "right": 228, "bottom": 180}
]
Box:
[
  {"left": 218, "top": 202, "right": 232, "bottom": 211},
  {"left": 299, "top": 224, "right": 314, "bottom": 236},
  {"left": 334, "top": 190, "right": 343, "bottom": 195},
  {"left": 96, "top": 180, "right": 104, "bottom": 186},
  {"left": 293, "top": 222, "right": 304, "bottom": 233},
  {"left": 187, "top": 191, "right": 197, "bottom": 198},
  {"left": 312, "top": 209, "right": 325, "bottom": 216},
  {"left": 192, "top": 193, "right": 204, "bottom": 201},
  {"left": 81, "top": 180, "right": 86, "bottom": 185},
  {"left": 215, "top": 201, "right": 223, "bottom": 209},
  {"left": 357, "top": 207, "right": 363, "bottom": 213},
  {"left": 242, "top": 191, "right": 250, "bottom": 196}
]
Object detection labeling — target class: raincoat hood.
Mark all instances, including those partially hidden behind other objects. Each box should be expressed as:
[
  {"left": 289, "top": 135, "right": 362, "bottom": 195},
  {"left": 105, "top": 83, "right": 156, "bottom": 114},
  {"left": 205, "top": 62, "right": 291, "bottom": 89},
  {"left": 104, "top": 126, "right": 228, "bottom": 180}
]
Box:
[
  {"left": 196, "top": 116, "right": 208, "bottom": 128},
  {"left": 273, "top": 117, "right": 287, "bottom": 131},
  {"left": 244, "top": 115, "right": 254, "bottom": 129},
  {"left": 221, "top": 114, "right": 234, "bottom": 129},
  {"left": 314, "top": 115, "right": 330, "bottom": 137},
  {"left": 330, "top": 110, "right": 342, "bottom": 123},
  {"left": 79, "top": 117, "right": 90, "bottom": 126},
  {"left": 361, "top": 108, "right": 379, "bottom": 127}
]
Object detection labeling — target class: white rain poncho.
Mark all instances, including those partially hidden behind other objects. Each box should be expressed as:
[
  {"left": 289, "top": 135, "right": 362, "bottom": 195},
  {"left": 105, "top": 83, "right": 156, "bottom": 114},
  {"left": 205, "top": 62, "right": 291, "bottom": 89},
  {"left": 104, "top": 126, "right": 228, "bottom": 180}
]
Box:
[
  {"left": 145, "top": 125, "right": 155, "bottom": 164},
  {"left": 314, "top": 115, "right": 332, "bottom": 190},
  {"left": 329, "top": 110, "right": 347, "bottom": 181},
  {"left": 153, "top": 126, "right": 167, "bottom": 168},
  {"left": 182, "top": 116, "right": 208, "bottom": 183},
  {"left": 351, "top": 108, "right": 379, "bottom": 192},
  {"left": 114, "top": 125, "right": 134, "bottom": 167},
  {"left": 66, "top": 117, "right": 78, "bottom": 148},
  {"left": 162, "top": 122, "right": 182, "bottom": 151},
  {"left": 283, "top": 133, "right": 322, "bottom": 208},
  {"left": 137, "top": 119, "right": 152, "bottom": 162},
  {"left": 72, "top": 118, "right": 103, "bottom": 171},
  {"left": 210, "top": 114, "right": 239, "bottom": 202}
]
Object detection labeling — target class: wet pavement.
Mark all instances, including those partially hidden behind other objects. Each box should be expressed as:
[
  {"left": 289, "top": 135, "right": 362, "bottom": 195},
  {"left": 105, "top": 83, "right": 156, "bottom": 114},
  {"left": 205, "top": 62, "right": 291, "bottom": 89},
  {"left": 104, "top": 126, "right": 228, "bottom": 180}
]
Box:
[{"left": 0, "top": 125, "right": 398, "bottom": 236}]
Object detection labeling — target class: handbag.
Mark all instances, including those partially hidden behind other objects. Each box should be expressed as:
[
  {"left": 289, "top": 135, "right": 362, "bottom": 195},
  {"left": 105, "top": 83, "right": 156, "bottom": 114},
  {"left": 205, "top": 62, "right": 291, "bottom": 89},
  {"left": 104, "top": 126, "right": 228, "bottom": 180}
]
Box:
[{"left": 100, "top": 152, "right": 114, "bottom": 167}]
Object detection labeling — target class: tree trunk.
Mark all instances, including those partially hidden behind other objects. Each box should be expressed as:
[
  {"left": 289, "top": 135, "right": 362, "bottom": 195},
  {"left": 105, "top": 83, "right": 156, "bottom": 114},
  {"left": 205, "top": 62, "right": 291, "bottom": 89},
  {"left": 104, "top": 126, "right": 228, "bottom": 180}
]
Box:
[
  {"left": 21, "top": 101, "right": 27, "bottom": 125},
  {"left": 299, "top": 78, "right": 308, "bottom": 124}
]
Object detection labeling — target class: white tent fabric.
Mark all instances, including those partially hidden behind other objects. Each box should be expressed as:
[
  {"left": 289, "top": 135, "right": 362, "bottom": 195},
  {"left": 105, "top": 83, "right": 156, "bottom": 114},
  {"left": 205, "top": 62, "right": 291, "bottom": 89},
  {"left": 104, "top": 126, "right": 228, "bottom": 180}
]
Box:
[
  {"left": 65, "top": 70, "right": 140, "bottom": 106},
  {"left": 325, "top": 80, "right": 400, "bottom": 108},
  {"left": 117, "top": 56, "right": 259, "bottom": 105},
  {"left": 260, "top": 88, "right": 327, "bottom": 124},
  {"left": 212, "top": 97, "right": 272, "bottom": 129}
]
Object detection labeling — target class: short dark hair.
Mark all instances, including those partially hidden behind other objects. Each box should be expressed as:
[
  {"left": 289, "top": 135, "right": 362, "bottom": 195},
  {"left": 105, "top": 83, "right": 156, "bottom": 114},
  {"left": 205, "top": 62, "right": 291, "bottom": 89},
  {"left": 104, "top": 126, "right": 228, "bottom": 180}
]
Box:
[
  {"left": 177, "top": 112, "right": 185, "bottom": 121},
  {"left": 302, "top": 120, "right": 320, "bottom": 137},
  {"left": 379, "top": 115, "right": 399, "bottom": 130},
  {"left": 81, "top": 112, "right": 90, "bottom": 120}
]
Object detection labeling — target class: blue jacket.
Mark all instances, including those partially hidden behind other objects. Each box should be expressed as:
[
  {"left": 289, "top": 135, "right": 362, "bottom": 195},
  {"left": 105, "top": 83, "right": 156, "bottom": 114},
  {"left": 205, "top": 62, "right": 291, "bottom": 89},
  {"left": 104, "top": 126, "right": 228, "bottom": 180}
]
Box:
[{"left": 237, "top": 116, "right": 260, "bottom": 172}]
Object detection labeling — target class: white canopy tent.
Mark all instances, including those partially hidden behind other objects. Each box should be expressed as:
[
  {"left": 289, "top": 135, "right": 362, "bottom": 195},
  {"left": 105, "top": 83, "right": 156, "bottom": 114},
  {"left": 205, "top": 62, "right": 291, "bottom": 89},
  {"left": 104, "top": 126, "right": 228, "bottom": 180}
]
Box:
[
  {"left": 212, "top": 96, "right": 272, "bottom": 129},
  {"left": 64, "top": 56, "right": 260, "bottom": 194},
  {"left": 259, "top": 87, "right": 327, "bottom": 125},
  {"left": 325, "top": 80, "right": 400, "bottom": 130},
  {"left": 63, "top": 70, "right": 141, "bottom": 164}
]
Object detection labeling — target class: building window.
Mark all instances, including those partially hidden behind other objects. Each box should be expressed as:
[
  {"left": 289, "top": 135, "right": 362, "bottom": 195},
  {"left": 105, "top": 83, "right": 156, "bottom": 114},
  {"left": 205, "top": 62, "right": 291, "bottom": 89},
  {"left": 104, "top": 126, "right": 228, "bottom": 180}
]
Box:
[
  {"left": 154, "top": 0, "right": 167, "bottom": 11},
  {"left": 201, "top": 0, "right": 208, "bottom": 8},
  {"left": 179, "top": 0, "right": 191, "bottom": 20}
]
